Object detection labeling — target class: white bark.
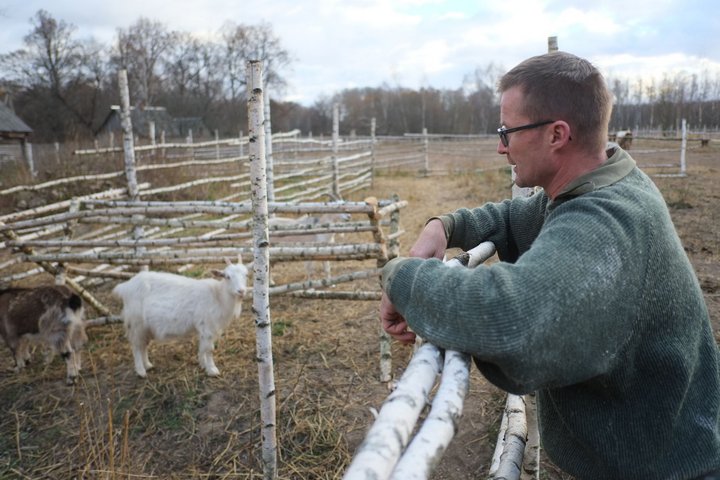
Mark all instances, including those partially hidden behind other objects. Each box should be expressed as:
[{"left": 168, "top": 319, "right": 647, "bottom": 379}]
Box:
[
  {"left": 247, "top": 60, "right": 277, "bottom": 480},
  {"left": 521, "top": 393, "right": 540, "bottom": 480},
  {"left": 345, "top": 242, "right": 496, "bottom": 479},
  {"left": 490, "top": 394, "right": 528, "bottom": 480},
  {"left": 390, "top": 350, "right": 471, "bottom": 479},
  {"left": 344, "top": 344, "right": 444, "bottom": 480}
]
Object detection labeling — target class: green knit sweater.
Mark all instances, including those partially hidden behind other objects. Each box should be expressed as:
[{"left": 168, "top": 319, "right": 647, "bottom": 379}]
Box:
[{"left": 381, "top": 148, "right": 720, "bottom": 479}]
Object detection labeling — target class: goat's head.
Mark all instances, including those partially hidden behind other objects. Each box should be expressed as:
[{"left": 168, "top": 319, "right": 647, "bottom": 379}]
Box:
[{"left": 212, "top": 257, "right": 249, "bottom": 297}]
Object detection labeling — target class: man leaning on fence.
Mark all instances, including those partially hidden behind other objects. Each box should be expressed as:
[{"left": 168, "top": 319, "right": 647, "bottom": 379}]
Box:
[{"left": 379, "top": 51, "right": 720, "bottom": 480}]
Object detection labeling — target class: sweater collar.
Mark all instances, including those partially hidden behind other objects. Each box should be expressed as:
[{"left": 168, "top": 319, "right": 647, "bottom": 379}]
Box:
[{"left": 551, "top": 146, "right": 636, "bottom": 203}]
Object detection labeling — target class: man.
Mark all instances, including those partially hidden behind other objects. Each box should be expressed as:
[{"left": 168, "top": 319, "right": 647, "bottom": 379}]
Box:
[{"left": 379, "top": 51, "right": 720, "bottom": 479}]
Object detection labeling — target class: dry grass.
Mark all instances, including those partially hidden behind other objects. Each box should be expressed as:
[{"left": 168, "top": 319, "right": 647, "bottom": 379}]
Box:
[{"left": 1, "top": 142, "right": 719, "bottom": 479}]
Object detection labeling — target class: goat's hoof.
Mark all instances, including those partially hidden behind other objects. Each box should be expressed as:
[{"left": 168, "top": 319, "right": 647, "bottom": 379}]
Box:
[
  {"left": 135, "top": 370, "right": 147, "bottom": 378},
  {"left": 66, "top": 376, "right": 78, "bottom": 386},
  {"left": 206, "top": 368, "right": 220, "bottom": 377}
]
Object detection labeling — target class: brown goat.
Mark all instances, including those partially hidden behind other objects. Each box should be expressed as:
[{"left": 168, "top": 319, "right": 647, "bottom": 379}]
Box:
[{"left": 0, "top": 285, "right": 87, "bottom": 385}]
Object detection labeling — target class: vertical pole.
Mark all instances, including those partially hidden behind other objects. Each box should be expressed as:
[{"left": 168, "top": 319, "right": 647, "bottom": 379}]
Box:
[
  {"left": 149, "top": 121, "right": 156, "bottom": 158},
  {"left": 118, "top": 69, "right": 146, "bottom": 268},
  {"left": 680, "top": 118, "right": 687, "bottom": 176},
  {"left": 332, "top": 103, "right": 340, "bottom": 198},
  {"left": 423, "top": 127, "right": 429, "bottom": 176},
  {"left": 548, "top": 36, "right": 558, "bottom": 52},
  {"left": 22, "top": 139, "right": 35, "bottom": 178},
  {"left": 370, "top": 117, "right": 377, "bottom": 188},
  {"left": 160, "top": 130, "right": 166, "bottom": 158},
  {"left": 264, "top": 86, "right": 275, "bottom": 202},
  {"left": 54, "top": 142, "right": 61, "bottom": 165},
  {"left": 215, "top": 129, "right": 220, "bottom": 160},
  {"left": 247, "top": 60, "right": 277, "bottom": 480},
  {"left": 187, "top": 129, "right": 194, "bottom": 161},
  {"left": 239, "top": 129, "right": 244, "bottom": 158}
]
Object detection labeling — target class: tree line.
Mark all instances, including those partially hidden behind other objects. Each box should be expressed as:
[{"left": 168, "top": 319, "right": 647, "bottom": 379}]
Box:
[{"left": 2, "top": 10, "right": 720, "bottom": 144}]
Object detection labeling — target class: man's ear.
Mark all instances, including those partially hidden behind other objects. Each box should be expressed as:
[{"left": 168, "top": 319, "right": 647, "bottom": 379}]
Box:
[{"left": 550, "top": 121, "right": 572, "bottom": 147}]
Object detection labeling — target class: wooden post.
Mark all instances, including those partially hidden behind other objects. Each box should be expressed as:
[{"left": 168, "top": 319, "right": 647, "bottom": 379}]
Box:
[
  {"left": 215, "top": 129, "right": 220, "bottom": 160},
  {"left": 423, "top": 127, "right": 429, "bottom": 176},
  {"left": 247, "top": 59, "right": 278, "bottom": 480},
  {"left": 264, "top": 86, "right": 275, "bottom": 202},
  {"left": 370, "top": 117, "right": 377, "bottom": 188},
  {"left": 22, "top": 139, "right": 35, "bottom": 178},
  {"left": 118, "top": 69, "right": 146, "bottom": 269},
  {"left": 680, "top": 118, "right": 687, "bottom": 176},
  {"left": 332, "top": 103, "right": 340, "bottom": 198},
  {"left": 187, "top": 129, "right": 194, "bottom": 161},
  {"left": 239, "top": 129, "right": 244, "bottom": 158},
  {"left": 548, "top": 36, "right": 558, "bottom": 52}
]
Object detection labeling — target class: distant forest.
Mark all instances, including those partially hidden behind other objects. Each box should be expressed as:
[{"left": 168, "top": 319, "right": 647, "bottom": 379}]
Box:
[{"left": 3, "top": 10, "right": 720, "bottom": 143}]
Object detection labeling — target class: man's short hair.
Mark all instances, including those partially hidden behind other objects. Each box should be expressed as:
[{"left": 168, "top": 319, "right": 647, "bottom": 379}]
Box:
[{"left": 498, "top": 51, "right": 613, "bottom": 152}]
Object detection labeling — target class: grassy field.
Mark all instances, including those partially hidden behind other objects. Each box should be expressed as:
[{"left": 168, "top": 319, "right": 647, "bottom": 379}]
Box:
[{"left": 1, "top": 140, "right": 718, "bottom": 479}]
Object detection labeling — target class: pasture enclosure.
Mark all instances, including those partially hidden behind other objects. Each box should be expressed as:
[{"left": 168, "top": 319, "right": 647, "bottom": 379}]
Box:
[{"left": 1, "top": 83, "right": 718, "bottom": 480}]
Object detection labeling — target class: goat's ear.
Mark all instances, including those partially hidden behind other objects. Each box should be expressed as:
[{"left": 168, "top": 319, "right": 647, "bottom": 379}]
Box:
[
  {"left": 210, "top": 269, "right": 225, "bottom": 279},
  {"left": 224, "top": 257, "right": 232, "bottom": 266}
]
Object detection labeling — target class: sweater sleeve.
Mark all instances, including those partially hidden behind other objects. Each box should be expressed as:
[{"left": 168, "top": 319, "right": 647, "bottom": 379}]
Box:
[
  {"left": 441, "top": 193, "right": 548, "bottom": 262},
  {"left": 382, "top": 192, "right": 642, "bottom": 394}
]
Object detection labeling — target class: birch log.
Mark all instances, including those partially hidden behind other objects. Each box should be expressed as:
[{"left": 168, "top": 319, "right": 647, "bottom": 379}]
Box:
[
  {"left": 344, "top": 241, "right": 496, "bottom": 479},
  {"left": 247, "top": 60, "right": 277, "bottom": 480},
  {"left": 118, "top": 69, "right": 146, "bottom": 268},
  {"left": 389, "top": 350, "right": 471, "bottom": 479},
  {"left": 490, "top": 394, "right": 528, "bottom": 480},
  {"left": 344, "top": 344, "right": 444, "bottom": 480}
]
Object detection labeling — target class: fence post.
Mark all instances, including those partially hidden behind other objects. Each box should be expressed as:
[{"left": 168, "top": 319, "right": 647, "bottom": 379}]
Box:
[
  {"left": 370, "top": 117, "right": 377, "bottom": 188},
  {"left": 264, "top": 86, "right": 275, "bottom": 202},
  {"left": 118, "top": 69, "right": 146, "bottom": 270},
  {"left": 332, "top": 103, "right": 340, "bottom": 198},
  {"left": 215, "top": 129, "right": 220, "bottom": 160},
  {"left": 187, "top": 129, "right": 194, "bottom": 161},
  {"left": 423, "top": 127, "right": 429, "bottom": 176},
  {"left": 239, "top": 129, "right": 244, "bottom": 158},
  {"left": 680, "top": 118, "right": 687, "bottom": 176},
  {"left": 22, "top": 139, "right": 35, "bottom": 178},
  {"left": 247, "top": 59, "right": 278, "bottom": 480}
]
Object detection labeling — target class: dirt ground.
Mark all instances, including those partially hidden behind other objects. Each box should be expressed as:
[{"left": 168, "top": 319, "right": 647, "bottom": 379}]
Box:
[{"left": 0, "top": 143, "right": 718, "bottom": 479}]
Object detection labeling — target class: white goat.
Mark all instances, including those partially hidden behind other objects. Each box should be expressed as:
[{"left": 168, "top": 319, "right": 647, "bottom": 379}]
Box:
[
  {"left": 112, "top": 258, "right": 249, "bottom": 378},
  {"left": 0, "top": 285, "right": 87, "bottom": 385}
]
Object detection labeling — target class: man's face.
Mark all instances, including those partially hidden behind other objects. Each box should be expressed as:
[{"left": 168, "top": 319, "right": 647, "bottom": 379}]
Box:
[{"left": 497, "top": 86, "right": 554, "bottom": 189}]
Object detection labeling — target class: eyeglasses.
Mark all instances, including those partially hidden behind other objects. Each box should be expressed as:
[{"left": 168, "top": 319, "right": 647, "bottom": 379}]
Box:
[{"left": 497, "top": 120, "right": 555, "bottom": 147}]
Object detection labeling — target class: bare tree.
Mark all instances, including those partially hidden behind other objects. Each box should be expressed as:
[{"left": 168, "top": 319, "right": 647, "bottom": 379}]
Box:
[
  {"left": 114, "top": 17, "right": 173, "bottom": 105},
  {"left": 0, "top": 9, "right": 109, "bottom": 138},
  {"left": 219, "top": 21, "right": 291, "bottom": 98}
]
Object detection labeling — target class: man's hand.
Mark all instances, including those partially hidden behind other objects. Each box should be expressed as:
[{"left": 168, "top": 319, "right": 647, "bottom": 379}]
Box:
[
  {"left": 380, "top": 219, "right": 447, "bottom": 344},
  {"left": 380, "top": 293, "right": 416, "bottom": 344},
  {"left": 408, "top": 218, "right": 447, "bottom": 260}
]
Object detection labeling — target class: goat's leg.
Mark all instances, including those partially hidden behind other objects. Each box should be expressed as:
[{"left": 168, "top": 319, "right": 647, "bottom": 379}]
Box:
[
  {"left": 62, "top": 349, "right": 80, "bottom": 385},
  {"left": 198, "top": 333, "right": 220, "bottom": 376},
  {"left": 13, "top": 337, "right": 29, "bottom": 371},
  {"left": 128, "top": 325, "right": 152, "bottom": 378}
]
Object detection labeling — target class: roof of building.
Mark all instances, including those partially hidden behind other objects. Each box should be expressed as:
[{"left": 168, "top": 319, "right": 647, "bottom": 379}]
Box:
[{"left": 0, "top": 102, "right": 32, "bottom": 134}]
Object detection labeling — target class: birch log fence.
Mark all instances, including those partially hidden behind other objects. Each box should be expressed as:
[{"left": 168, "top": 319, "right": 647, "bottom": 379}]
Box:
[{"left": 344, "top": 241, "right": 499, "bottom": 479}]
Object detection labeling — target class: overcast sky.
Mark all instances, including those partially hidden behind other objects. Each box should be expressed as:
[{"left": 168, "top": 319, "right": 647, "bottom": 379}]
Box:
[{"left": 1, "top": 0, "right": 718, "bottom": 106}]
